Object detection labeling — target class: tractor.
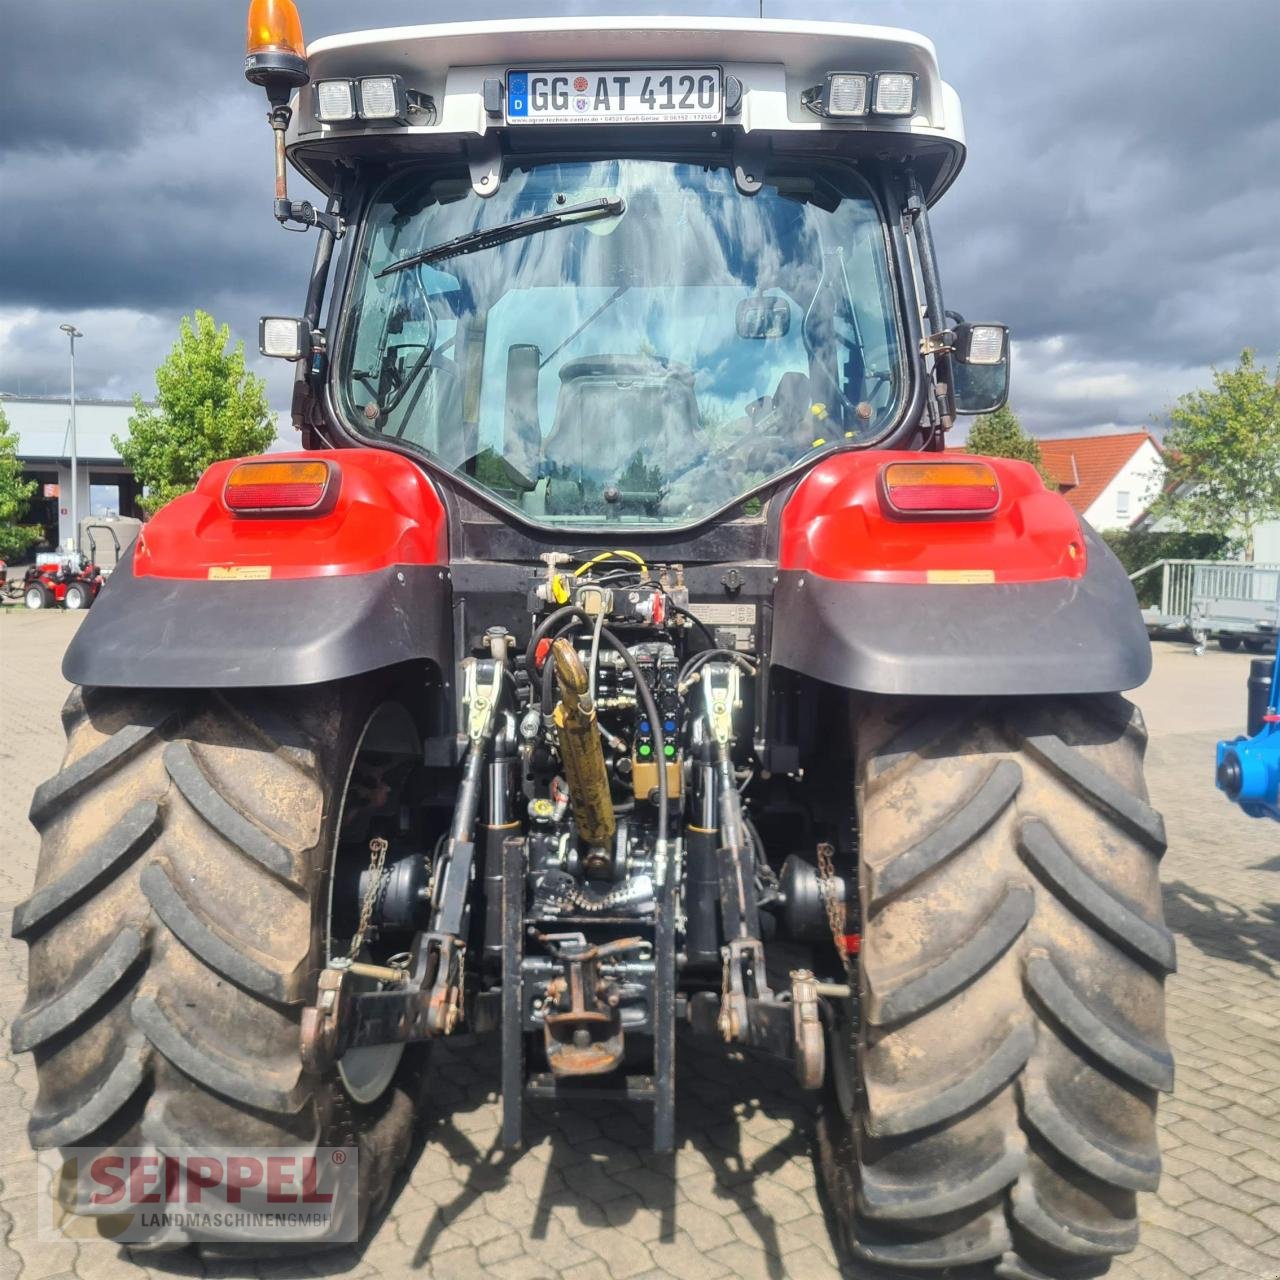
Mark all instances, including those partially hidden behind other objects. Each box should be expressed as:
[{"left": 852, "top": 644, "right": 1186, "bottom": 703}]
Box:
[{"left": 12, "top": 5, "right": 1171, "bottom": 1273}]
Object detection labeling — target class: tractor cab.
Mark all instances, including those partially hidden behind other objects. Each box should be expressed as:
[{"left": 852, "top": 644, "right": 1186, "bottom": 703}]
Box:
[{"left": 252, "top": 12, "right": 1009, "bottom": 526}]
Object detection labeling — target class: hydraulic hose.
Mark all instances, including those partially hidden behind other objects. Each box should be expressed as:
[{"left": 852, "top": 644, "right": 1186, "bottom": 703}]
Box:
[
  {"left": 525, "top": 604, "right": 593, "bottom": 678},
  {"left": 679, "top": 648, "right": 758, "bottom": 688}
]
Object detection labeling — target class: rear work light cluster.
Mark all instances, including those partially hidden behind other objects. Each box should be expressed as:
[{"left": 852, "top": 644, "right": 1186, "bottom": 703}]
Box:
[
  {"left": 315, "top": 75, "right": 433, "bottom": 125},
  {"left": 881, "top": 461, "right": 1001, "bottom": 517},
  {"left": 804, "top": 71, "right": 918, "bottom": 119},
  {"left": 224, "top": 460, "right": 337, "bottom": 515}
]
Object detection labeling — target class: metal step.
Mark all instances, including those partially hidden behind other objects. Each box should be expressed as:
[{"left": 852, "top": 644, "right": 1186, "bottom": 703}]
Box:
[{"left": 525, "top": 1072, "right": 656, "bottom": 1103}]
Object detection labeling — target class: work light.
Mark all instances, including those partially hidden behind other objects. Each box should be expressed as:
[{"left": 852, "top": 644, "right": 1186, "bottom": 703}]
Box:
[
  {"left": 315, "top": 79, "right": 356, "bottom": 122},
  {"left": 259, "top": 316, "right": 309, "bottom": 361},
  {"left": 872, "top": 72, "right": 917, "bottom": 116},
  {"left": 358, "top": 76, "right": 407, "bottom": 121},
  {"left": 822, "top": 73, "right": 869, "bottom": 117},
  {"left": 961, "top": 325, "right": 1009, "bottom": 365}
]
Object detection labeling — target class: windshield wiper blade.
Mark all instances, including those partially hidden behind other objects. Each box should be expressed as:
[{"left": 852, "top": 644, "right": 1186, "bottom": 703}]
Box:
[{"left": 376, "top": 197, "right": 625, "bottom": 278}]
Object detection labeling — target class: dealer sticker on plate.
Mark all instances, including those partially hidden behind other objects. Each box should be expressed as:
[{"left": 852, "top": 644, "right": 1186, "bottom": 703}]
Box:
[{"left": 506, "top": 68, "right": 722, "bottom": 125}]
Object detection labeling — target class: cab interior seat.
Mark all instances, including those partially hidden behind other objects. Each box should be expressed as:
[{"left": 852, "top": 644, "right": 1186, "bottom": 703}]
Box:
[{"left": 542, "top": 355, "right": 705, "bottom": 513}]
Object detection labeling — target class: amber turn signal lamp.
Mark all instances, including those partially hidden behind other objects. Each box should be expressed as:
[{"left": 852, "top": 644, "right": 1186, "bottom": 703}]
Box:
[
  {"left": 245, "top": 0, "right": 309, "bottom": 96},
  {"left": 224, "top": 460, "right": 336, "bottom": 514},
  {"left": 881, "top": 461, "right": 1000, "bottom": 515}
]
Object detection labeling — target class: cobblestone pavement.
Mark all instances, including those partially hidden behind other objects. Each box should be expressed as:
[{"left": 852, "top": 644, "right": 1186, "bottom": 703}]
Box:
[{"left": 1, "top": 610, "right": 1276, "bottom": 1280}]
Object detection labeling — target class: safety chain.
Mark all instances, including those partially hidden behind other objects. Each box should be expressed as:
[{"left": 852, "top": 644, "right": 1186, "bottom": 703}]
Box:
[
  {"left": 542, "top": 876, "right": 653, "bottom": 915},
  {"left": 347, "top": 836, "right": 389, "bottom": 960},
  {"left": 815, "top": 842, "right": 853, "bottom": 978},
  {"left": 816, "top": 840, "right": 860, "bottom": 1086}
]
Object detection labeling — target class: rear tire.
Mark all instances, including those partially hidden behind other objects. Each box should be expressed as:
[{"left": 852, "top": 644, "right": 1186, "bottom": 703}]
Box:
[
  {"left": 817, "top": 694, "right": 1172, "bottom": 1277},
  {"left": 12, "top": 682, "right": 431, "bottom": 1252},
  {"left": 63, "top": 583, "right": 89, "bottom": 611}
]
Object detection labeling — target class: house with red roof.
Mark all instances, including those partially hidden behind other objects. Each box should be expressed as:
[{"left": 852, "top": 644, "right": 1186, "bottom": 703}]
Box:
[{"left": 1035, "top": 431, "right": 1165, "bottom": 531}]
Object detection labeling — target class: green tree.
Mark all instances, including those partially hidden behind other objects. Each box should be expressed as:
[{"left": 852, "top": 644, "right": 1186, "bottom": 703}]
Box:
[
  {"left": 114, "top": 311, "right": 276, "bottom": 514},
  {"left": 0, "top": 404, "right": 41, "bottom": 561},
  {"left": 964, "top": 404, "right": 1055, "bottom": 486},
  {"left": 1150, "top": 349, "right": 1280, "bottom": 560}
]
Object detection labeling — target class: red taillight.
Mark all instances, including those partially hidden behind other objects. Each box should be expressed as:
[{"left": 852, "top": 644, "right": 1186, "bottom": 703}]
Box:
[
  {"left": 224, "top": 460, "right": 335, "bottom": 514},
  {"left": 881, "top": 461, "right": 1000, "bottom": 516}
]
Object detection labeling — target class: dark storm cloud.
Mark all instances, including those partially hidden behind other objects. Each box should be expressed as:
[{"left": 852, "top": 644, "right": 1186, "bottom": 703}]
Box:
[
  {"left": 1, "top": 0, "right": 1276, "bottom": 434},
  {"left": 900, "top": 0, "right": 1280, "bottom": 367}
]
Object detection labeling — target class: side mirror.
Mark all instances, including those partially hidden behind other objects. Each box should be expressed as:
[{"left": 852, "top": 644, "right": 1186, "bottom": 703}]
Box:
[
  {"left": 259, "top": 316, "right": 311, "bottom": 361},
  {"left": 951, "top": 322, "right": 1010, "bottom": 415},
  {"left": 736, "top": 295, "right": 791, "bottom": 340}
]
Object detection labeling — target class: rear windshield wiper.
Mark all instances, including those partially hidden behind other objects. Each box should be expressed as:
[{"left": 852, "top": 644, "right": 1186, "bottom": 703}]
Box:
[{"left": 376, "top": 197, "right": 625, "bottom": 278}]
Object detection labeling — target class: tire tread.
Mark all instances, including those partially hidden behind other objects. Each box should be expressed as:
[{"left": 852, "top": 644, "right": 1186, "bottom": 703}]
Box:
[{"left": 823, "top": 695, "right": 1169, "bottom": 1274}]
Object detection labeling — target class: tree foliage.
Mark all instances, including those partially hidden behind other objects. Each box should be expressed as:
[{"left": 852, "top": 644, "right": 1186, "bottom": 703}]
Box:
[
  {"left": 1149, "top": 349, "right": 1280, "bottom": 559},
  {"left": 113, "top": 311, "right": 276, "bottom": 515},
  {"left": 0, "top": 403, "right": 41, "bottom": 561},
  {"left": 964, "top": 404, "right": 1055, "bottom": 486}
]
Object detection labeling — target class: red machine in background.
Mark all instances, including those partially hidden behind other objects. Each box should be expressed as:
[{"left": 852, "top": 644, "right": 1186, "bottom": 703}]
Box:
[{"left": 11, "top": 550, "right": 103, "bottom": 611}]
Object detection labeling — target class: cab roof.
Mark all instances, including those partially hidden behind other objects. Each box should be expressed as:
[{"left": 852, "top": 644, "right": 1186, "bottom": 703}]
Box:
[{"left": 287, "top": 15, "right": 965, "bottom": 204}]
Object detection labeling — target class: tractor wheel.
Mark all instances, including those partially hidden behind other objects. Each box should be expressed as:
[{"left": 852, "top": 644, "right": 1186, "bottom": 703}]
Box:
[
  {"left": 817, "top": 694, "right": 1172, "bottom": 1277},
  {"left": 1217, "top": 635, "right": 1242, "bottom": 652},
  {"left": 12, "top": 681, "right": 432, "bottom": 1252},
  {"left": 1242, "top": 638, "right": 1269, "bottom": 654},
  {"left": 63, "top": 583, "right": 89, "bottom": 611},
  {"left": 25, "top": 583, "right": 49, "bottom": 610}
]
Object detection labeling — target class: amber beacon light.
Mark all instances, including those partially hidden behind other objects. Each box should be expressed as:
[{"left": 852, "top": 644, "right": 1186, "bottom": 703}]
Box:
[
  {"left": 244, "top": 0, "right": 311, "bottom": 223},
  {"left": 245, "top": 0, "right": 309, "bottom": 98}
]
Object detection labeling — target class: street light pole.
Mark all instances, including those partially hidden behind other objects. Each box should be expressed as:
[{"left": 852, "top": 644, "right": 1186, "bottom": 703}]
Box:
[{"left": 59, "top": 324, "right": 83, "bottom": 555}]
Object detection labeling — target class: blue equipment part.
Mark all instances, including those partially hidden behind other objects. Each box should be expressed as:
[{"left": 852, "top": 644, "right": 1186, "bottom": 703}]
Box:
[{"left": 1216, "top": 647, "right": 1280, "bottom": 821}]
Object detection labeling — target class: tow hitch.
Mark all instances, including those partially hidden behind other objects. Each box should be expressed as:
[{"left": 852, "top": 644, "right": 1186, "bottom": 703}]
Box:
[
  {"left": 300, "top": 931, "right": 464, "bottom": 1073},
  {"left": 536, "top": 932, "right": 650, "bottom": 1077}
]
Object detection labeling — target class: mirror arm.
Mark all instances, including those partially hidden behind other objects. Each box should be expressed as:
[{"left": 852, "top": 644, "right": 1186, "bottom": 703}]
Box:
[
  {"left": 904, "top": 171, "right": 955, "bottom": 443},
  {"left": 303, "top": 189, "right": 345, "bottom": 331}
]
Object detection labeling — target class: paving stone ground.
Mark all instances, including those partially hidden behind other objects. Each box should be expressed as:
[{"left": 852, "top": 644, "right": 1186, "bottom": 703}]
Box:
[{"left": 0, "top": 609, "right": 1276, "bottom": 1280}]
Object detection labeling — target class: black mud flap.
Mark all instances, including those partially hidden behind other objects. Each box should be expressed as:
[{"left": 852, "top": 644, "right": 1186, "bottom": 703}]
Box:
[
  {"left": 770, "top": 525, "right": 1150, "bottom": 696},
  {"left": 63, "top": 552, "right": 452, "bottom": 689}
]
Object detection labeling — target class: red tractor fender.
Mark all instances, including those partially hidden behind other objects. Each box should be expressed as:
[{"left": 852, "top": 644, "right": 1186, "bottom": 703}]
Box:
[
  {"left": 770, "top": 451, "right": 1151, "bottom": 696},
  {"left": 64, "top": 449, "right": 454, "bottom": 690},
  {"left": 133, "top": 449, "right": 447, "bottom": 579},
  {"left": 778, "top": 451, "right": 1086, "bottom": 584}
]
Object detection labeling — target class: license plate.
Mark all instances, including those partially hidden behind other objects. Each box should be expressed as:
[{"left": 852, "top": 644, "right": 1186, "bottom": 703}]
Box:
[{"left": 506, "top": 68, "right": 722, "bottom": 125}]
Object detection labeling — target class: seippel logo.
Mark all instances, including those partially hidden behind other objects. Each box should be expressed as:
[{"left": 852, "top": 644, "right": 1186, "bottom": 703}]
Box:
[{"left": 37, "top": 1147, "right": 358, "bottom": 1245}]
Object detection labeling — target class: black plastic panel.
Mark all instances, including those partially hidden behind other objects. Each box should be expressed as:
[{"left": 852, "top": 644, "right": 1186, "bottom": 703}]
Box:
[
  {"left": 63, "top": 553, "right": 453, "bottom": 689},
  {"left": 769, "top": 526, "right": 1151, "bottom": 696}
]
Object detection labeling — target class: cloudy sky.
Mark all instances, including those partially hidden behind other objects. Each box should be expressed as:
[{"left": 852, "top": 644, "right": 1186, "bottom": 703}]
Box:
[{"left": 1, "top": 0, "right": 1276, "bottom": 438}]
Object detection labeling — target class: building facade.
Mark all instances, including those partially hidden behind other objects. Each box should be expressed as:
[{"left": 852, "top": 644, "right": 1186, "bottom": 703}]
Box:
[
  {"left": 1038, "top": 432, "right": 1166, "bottom": 532},
  {"left": 1038, "top": 429, "right": 1280, "bottom": 559},
  {"left": 1, "top": 394, "right": 145, "bottom": 552}
]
